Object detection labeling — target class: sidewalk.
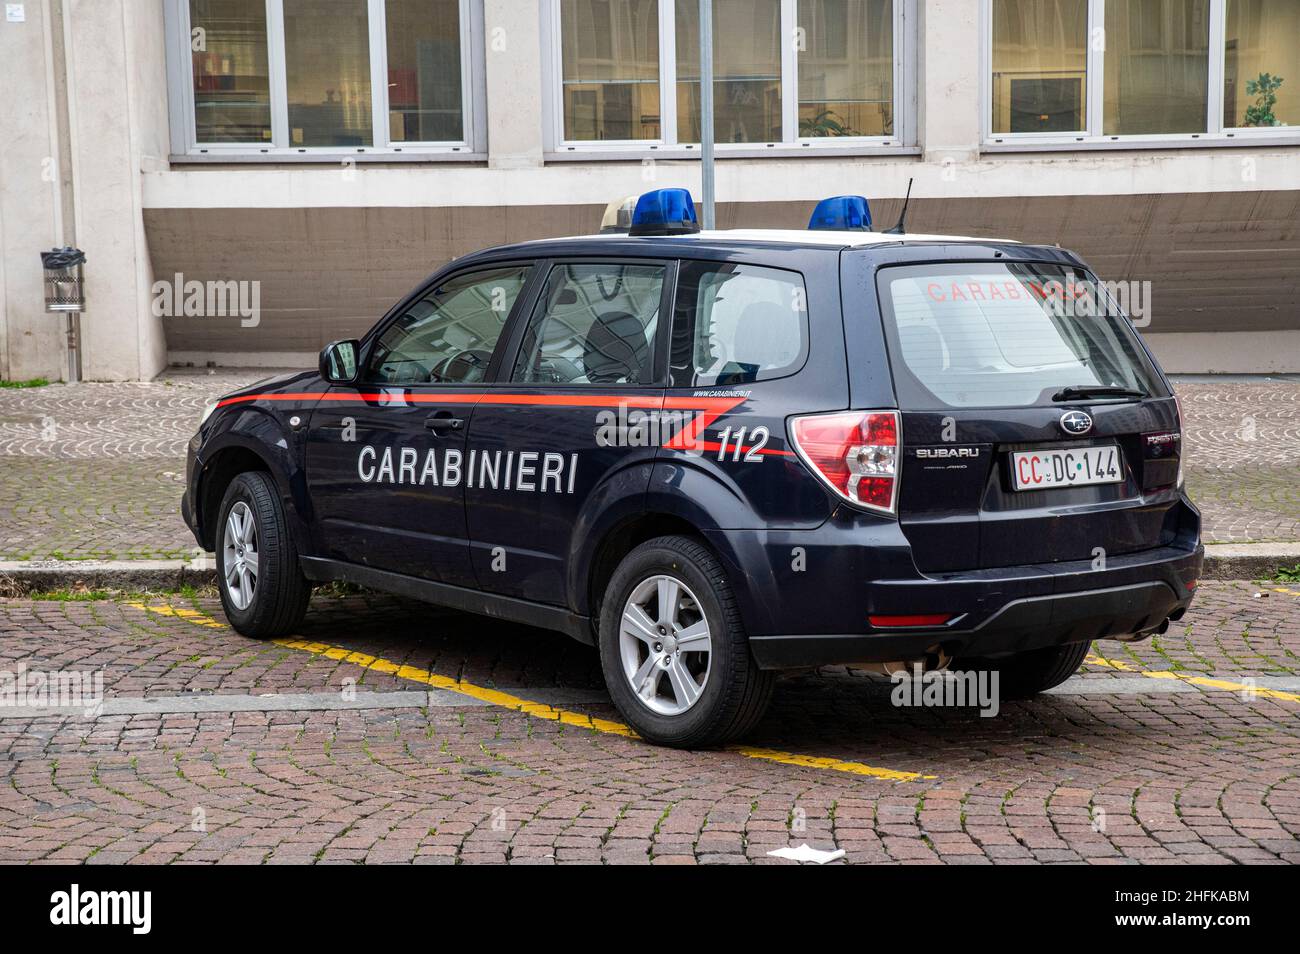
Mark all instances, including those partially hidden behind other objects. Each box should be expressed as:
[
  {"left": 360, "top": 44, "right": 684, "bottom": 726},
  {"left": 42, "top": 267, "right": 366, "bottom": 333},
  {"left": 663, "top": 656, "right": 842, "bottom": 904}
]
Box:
[
  {"left": 1176, "top": 378, "right": 1300, "bottom": 544},
  {"left": 0, "top": 368, "right": 275, "bottom": 563},
  {"left": 0, "top": 368, "right": 1296, "bottom": 570}
]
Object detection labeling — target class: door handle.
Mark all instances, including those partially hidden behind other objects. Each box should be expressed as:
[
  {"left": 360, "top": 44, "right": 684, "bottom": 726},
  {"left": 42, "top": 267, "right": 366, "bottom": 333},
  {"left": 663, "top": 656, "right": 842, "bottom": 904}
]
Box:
[{"left": 425, "top": 414, "right": 464, "bottom": 432}]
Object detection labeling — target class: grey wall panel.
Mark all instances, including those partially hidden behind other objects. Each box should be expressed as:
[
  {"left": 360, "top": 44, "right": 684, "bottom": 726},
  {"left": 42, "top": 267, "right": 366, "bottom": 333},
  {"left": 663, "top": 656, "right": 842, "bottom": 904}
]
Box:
[{"left": 145, "top": 190, "right": 1300, "bottom": 354}]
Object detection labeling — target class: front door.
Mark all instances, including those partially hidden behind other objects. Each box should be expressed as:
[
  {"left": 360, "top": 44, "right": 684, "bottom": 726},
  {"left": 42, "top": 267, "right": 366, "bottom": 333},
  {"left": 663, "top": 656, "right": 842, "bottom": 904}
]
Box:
[{"left": 305, "top": 264, "right": 534, "bottom": 584}]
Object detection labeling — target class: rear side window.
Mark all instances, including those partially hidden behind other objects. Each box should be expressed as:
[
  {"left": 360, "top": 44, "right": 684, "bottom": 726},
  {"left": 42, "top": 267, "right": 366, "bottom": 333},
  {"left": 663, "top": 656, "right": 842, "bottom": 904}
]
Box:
[
  {"left": 878, "top": 262, "right": 1163, "bottom": 409},
  {"left": 512, "top": 262, "right": 665, "bottom": 386},
  {"left": 670, "top": 262, "right": 808, "bottom": 387}
]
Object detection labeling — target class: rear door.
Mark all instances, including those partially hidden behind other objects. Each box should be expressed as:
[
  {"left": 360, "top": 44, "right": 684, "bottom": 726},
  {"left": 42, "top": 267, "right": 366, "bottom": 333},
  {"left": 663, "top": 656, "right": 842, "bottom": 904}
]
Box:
[
  {"left": 867, "top": 257, "right": 1182, "bottom": 573},
  {"left": 463, "top": 259, "right": 672, "bottom": 605}
]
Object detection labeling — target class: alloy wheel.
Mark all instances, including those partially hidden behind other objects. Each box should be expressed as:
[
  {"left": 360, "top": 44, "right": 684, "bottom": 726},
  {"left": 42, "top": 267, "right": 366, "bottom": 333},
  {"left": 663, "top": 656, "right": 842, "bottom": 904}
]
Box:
[
  {"left": 618, "top": 574, "right": 712, "bottom": 716},
  {"left": 222, "top": 501, "right": 259, "bottom": 611}
]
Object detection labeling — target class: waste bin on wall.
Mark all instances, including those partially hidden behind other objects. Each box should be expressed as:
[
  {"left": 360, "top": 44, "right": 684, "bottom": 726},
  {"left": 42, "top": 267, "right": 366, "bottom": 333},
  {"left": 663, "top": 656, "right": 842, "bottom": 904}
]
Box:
[
  {"left": 41, "top": 246, "right": 86, "bottom": 313},
  {"left": 40, "top": 246, "right": 85, "bottom": 381}
]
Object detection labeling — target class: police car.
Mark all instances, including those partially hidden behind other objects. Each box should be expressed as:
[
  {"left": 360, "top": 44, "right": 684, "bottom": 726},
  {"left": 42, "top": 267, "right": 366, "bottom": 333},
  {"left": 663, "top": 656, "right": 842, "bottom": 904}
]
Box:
[{"left": 183, "top": 188, "right": 1202, "bottom": 748}]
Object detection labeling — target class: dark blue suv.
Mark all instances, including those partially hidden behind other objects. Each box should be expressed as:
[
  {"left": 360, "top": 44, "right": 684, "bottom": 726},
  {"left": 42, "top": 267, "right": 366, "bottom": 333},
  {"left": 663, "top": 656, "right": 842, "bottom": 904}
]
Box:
[{"left": 183, "top": 190, "right": 1202, "bottom": 747}]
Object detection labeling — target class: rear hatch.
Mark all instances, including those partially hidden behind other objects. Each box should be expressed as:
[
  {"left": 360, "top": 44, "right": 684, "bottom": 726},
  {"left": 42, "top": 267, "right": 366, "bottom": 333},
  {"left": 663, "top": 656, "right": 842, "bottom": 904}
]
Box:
[{"left": 876, "top": 261, "right": 1183, "bottom": 573}]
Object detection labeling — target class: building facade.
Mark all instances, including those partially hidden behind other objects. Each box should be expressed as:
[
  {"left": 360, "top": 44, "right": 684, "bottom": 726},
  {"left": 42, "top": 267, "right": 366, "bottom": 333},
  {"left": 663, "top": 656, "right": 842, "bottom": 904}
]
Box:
[{"left": 2, "top": 0, "right": 1298, "bottom": 381}]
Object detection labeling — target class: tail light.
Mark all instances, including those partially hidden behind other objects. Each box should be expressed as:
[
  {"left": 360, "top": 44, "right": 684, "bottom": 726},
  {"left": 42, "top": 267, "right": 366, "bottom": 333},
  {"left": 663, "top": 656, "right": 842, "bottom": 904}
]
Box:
[
  {"left": 1173, "top": 393, "right": 1185, "bottom": 489},
  {"left": 789, "top": 410, "right": 900, "bottom": 514}
]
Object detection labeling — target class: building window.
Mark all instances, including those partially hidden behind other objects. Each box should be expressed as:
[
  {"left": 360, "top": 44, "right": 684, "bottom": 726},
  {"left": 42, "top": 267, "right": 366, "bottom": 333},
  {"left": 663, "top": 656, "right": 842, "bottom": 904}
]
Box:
[
  {"left": 798, "top": 0, "right": 895, "bottom": 137},
  {"left": 189, "top": 0, "right": 273, "bottom": 143},
  {"left": 168, "top": 0, "right": 482, "bottom": 157},
  {"left": 1102, "top": 0, "right": 1209, "bottom": 135},
  {"left": 984, "top": 0, "right": 1299, "bottom": 145},
  {"left": 386, "top": 0, "right": 466, "bottom": 142},
  {"left": 560, "top": 0, "right": 661, "bottom": 141},
  {"left": 547, "top": 0, "right": 913, "bottom": 151},
  {"left": 1223, "top": 0, "right": 1299, "bottom": 129},
  {"left": 991, "top": 0, "right": 1088, "bottom": 134},
  {"left": 283, "top": 0, "right": 374, "bottom": 147},
  {"left": 675, "top": 0, "right": 783, "bottom": 144}
]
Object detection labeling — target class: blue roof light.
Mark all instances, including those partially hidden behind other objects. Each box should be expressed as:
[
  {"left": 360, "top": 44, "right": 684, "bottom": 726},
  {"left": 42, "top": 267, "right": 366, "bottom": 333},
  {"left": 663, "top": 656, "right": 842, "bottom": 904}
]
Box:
[
  {"left": 629, "top": 188, "right": 700, "bottom": 236},
  {"left": 808, "top": 195, "right": 872, "bottom": 232}
]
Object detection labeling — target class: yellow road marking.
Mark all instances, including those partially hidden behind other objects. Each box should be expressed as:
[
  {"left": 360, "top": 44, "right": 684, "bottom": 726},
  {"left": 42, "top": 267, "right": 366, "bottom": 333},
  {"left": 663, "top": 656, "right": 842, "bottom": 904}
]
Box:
[
  {"left": 126, "top": 601, "right": 932, "bottom": 781},
  {"left": 275, "top": 637, "right": 636, "bottom": 736},
  {"left": 124, "top": 601, "right": 226, "bottom": 629},
  {"left": 730, "top": 746, "right": 930, "bottom": 781},
  {"left": 1086, "top": 653, "right": 1300, "bottom": 704},
  {"left": 1270, "top": 586, "right": 1300, "bottom": 598}
]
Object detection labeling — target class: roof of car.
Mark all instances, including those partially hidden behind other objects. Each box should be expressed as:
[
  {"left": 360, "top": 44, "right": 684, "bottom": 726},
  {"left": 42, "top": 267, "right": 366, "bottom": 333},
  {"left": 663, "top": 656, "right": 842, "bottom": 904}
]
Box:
[
  {"left": 686, "top": 229, "right": 1019, "bottom": 248},
  {"left": 476, "top": 228, "right": 1020, "bottom": 258}
]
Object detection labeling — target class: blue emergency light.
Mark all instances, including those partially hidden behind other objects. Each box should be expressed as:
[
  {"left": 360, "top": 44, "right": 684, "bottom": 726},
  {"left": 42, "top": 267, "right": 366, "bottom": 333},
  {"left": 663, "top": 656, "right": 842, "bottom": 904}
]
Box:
[
  {"left": 629, "top": 188, "right": 700, "bottom": 236},
  {"left": 808, "top": 195, "right": 872, "bottom": 231}
]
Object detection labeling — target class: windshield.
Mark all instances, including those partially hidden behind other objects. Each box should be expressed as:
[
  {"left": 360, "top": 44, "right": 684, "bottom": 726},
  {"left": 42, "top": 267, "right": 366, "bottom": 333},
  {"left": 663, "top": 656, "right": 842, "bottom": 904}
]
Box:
[{"left": 877, "top": 262, "right": 1164, "bottom": 409}]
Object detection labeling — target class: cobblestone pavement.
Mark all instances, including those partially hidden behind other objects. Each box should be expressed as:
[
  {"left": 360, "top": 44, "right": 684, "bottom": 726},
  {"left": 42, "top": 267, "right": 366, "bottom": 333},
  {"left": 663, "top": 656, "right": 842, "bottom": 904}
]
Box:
[
  {"left": 0, "top": 369, "right": 286, "bottom": 561},
  {"left": 0, "top": 580, "right": 1297, "bottom": 864},
  {"left": 0, "top": 371, "right": 1296, "bottom": 560},
  {"left": 1179, "top": 380, "right": 1300, "bottom": 544}
]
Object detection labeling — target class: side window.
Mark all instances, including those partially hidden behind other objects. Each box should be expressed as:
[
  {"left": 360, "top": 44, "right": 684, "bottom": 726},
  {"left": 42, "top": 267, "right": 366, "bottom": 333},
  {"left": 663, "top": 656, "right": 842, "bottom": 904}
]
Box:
[
  {"left": 670, "top": 262, "right": 808, "bottom": 387},
  {"left": 366, "top": 266, "right": 531, "bottom": 385},
  {"left": 511, "top": 262, "right": 665, "bottom": 386}
]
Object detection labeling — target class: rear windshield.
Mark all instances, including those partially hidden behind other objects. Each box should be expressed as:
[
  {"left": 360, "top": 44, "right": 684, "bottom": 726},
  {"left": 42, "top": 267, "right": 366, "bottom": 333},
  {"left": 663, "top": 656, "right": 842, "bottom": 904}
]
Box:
[{"left": 877, "top": 262, "right": 1165, "bottom": 409}]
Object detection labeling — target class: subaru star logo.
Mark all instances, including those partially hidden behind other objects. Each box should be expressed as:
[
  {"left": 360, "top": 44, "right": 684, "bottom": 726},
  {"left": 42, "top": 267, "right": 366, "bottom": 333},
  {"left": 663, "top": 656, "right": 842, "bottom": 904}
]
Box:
[{"left": 1059, "top": 410, "right": 1093, "bottom": 436}]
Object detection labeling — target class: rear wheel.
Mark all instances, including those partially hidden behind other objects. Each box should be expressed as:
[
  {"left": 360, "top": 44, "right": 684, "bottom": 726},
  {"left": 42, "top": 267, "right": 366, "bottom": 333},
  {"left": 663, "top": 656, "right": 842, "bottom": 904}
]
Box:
[
  {"left": 215, "top": 471, "right": 311, "bottom": 638},
  {"left": 957, "top": 640, "right": 1092, "bottom": 699},
  {"left": 598, "top": 535, "right": 774, "bottom": 748}
]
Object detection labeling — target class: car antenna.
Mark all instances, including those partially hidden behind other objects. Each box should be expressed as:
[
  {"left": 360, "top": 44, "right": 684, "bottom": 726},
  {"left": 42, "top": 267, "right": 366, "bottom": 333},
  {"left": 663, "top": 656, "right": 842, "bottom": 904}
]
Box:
[{"left": 882, "top": 178, "right": 913, "bottom": 235}]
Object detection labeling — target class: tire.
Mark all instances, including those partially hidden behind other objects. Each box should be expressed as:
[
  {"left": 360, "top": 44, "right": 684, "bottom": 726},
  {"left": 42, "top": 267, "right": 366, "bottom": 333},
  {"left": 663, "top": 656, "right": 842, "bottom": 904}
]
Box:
[
  {"left": 215, "top": 471, "right": 311, "bottom": 638},
  {"left": 598, "top": 535, "right": 774, "bottom": 748},
  {"left": 957, "top": 640, "right": 1092, "bottom": 699}
]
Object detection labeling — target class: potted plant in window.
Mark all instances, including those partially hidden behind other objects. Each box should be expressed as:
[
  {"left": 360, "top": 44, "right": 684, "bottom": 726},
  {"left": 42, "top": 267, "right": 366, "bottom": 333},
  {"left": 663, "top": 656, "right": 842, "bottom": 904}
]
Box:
[
  {"left": 1243, "top": 72, "right": 1285, "bottom": 127},
  {"left": 799, "top": 109, "right": 861, "bottom": 138}
]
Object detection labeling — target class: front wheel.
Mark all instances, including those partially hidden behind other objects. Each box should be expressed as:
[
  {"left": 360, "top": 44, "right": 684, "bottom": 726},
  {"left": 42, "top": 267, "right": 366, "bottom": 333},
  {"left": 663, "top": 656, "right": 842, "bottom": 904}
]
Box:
[
  {"left": 598, "top": 535, "right": 774, "bottom": 748},
  {"left": 956, "top": 640, "right": 1092, "bottom": 699},
  {"left": 215, "top": 471, "right": 311, "bottom": 638}
]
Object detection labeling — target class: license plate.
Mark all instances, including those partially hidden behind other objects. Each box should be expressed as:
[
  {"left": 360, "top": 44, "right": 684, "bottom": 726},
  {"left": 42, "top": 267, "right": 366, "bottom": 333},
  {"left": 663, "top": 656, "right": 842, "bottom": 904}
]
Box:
[{"left": 1011, "top": 445, "right": 1123, "bottom": 491}]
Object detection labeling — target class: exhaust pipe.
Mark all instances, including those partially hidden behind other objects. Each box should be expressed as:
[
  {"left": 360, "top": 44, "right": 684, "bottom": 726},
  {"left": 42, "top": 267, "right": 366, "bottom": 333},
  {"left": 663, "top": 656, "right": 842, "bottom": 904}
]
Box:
[
  {"left": 854, "top": 646, "right": 953, "bottom": 676},
  {"left": 1114, "top": 618, "right": 1170, "bottom": 643}
]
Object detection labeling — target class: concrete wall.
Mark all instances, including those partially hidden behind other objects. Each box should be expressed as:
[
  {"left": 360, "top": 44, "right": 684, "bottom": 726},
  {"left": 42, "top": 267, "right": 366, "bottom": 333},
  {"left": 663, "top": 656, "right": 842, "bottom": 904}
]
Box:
[
  {"left": 64, "top": 0, "right": 170, "bottom": 380},
  {"left": 0, "top": 0, "right": 66, "bottom": 381},
  {"left": 0, "top": 0, "right": 169, "bottom": 383}
]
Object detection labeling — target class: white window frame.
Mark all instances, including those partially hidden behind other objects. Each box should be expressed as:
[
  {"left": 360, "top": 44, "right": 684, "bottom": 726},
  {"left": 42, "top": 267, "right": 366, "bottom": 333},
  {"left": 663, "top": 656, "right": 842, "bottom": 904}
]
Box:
[
  {"left": 981, "top": 0, "right": 1300, "bottom": 151},
  {"left": 541, "top": 0, "right": 918, "bottom": 159},
  {"left": 165, "top": 0, "right": 487, "bottom": 161}
]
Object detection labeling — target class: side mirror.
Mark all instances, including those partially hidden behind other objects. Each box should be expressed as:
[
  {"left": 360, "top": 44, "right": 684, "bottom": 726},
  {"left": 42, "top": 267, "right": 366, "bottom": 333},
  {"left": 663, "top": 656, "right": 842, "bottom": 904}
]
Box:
[{"left": 320, "top": 339, "right": 360, "bottom": 384}]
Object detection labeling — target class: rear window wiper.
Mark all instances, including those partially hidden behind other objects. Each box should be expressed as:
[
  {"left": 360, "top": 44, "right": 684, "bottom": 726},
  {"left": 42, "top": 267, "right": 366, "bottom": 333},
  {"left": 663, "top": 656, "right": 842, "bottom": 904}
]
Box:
[{"left": 1052, "top": 385, "right": 1146, "bottom": 402}]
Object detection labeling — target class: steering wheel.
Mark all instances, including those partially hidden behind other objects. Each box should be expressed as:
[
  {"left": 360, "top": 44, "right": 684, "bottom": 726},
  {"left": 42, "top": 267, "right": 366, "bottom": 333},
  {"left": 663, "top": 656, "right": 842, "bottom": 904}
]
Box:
[{"left": 430, "top": 349, "right": 491, "bottom": 384}]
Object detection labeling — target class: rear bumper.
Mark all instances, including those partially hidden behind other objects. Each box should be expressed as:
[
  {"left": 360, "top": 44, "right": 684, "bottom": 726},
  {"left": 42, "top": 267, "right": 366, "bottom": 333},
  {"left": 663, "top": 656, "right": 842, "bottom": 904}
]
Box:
[{"left": 740, "top": 538, "right": 1202, "bottom": 670}]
